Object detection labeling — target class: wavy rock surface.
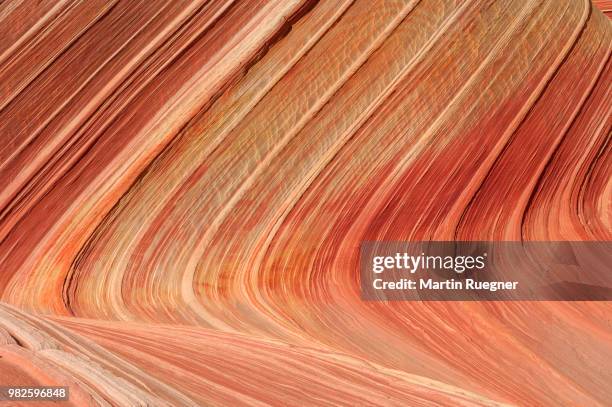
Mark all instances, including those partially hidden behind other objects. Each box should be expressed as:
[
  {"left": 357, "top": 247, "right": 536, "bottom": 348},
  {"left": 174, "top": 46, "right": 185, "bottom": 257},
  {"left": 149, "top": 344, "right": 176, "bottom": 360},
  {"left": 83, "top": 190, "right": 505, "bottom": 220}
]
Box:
[{"left": 0, "top": 0, "right": 610, "bottom": 405}]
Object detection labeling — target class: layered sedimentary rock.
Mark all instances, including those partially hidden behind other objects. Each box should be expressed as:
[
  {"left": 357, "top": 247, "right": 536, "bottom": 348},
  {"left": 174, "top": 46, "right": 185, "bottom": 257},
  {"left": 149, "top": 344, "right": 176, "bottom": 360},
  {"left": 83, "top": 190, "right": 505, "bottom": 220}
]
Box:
[
  {"left": 594, "top": 0, "right": 612, "bottom": 17},
  {"left": 0, "top": 0, "right": 610, "bottom": 405}
]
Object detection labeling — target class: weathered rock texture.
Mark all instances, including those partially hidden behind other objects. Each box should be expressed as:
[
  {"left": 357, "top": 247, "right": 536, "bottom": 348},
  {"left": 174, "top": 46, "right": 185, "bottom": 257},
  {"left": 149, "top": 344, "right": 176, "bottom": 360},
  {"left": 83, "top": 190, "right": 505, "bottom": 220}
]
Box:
[{"left": 0, "top": 1, "right": 610, "bottom": 405}]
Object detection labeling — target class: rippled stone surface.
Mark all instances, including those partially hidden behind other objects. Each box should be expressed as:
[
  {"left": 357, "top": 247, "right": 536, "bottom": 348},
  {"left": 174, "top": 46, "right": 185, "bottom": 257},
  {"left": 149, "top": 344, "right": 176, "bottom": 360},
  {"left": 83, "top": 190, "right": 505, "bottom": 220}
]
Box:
[{"left": 0, "top": 1, "right": 610, "bottom": 405}]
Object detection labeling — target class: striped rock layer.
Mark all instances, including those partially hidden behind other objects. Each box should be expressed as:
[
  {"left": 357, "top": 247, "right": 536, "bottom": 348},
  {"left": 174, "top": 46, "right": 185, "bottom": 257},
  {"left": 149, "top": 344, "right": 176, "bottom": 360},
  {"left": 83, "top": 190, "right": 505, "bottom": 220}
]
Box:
[{"left": 0, "top": 1, "right": 610, "bottom": 406}]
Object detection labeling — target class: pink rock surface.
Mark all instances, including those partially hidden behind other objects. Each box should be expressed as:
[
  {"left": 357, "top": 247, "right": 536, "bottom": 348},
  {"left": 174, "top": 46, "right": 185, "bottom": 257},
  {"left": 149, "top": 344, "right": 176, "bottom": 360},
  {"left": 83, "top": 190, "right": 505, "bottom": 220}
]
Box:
[{"left": 0, "top": 1, "right": 610, "bottom": 405}]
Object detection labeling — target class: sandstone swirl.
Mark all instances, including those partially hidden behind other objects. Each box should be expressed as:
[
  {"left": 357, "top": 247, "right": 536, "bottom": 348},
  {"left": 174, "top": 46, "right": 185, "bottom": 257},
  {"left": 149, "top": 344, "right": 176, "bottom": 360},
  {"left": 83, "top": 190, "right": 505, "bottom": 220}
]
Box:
[{"left": 0, "top": 1, "right": 610, "bottom": 406}]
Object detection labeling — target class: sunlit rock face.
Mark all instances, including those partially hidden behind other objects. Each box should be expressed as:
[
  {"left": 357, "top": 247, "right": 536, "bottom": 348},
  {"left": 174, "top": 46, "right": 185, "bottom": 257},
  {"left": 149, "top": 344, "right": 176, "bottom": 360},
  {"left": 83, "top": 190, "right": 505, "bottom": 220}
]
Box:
[{"left": 0, "top": 1, "right": 610, "bottom": 405}]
